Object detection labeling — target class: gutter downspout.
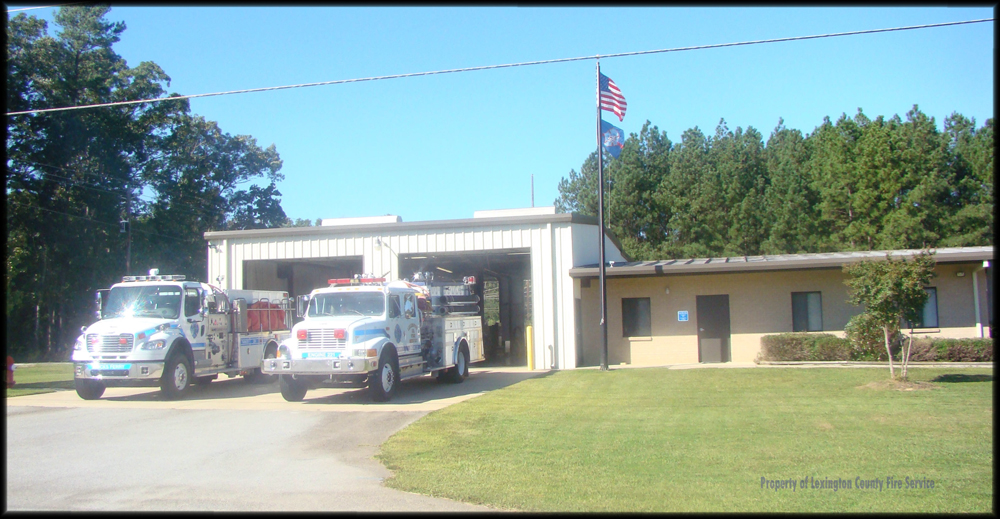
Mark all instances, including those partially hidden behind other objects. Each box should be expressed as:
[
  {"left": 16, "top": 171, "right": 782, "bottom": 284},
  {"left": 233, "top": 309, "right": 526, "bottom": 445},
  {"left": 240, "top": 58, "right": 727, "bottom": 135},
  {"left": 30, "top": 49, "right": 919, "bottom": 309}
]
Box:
[{"left": 973, "top": 260, "right": 990, "bottom": 338}]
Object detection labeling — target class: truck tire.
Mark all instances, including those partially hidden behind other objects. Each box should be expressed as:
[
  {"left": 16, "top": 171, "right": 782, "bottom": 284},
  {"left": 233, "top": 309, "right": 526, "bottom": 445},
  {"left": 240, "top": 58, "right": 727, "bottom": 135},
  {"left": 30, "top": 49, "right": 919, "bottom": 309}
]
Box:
[
  {"left": 248, "top": 344, "right": 278, "bottom": 384},
  {"left": 160, "top": 352, "right": 192, "bottom": 400},
  {"left": 443, "top": 344, "right": 469, "bottom": 384},
  {"left": 369, "top": 348, "right": 399, "bottom": 402},
  {"left": 75, "top": 379, "right": 106, "bottom": 400},
  {"left": 279, "top": 375, "right": 308, "bottom": 402}
]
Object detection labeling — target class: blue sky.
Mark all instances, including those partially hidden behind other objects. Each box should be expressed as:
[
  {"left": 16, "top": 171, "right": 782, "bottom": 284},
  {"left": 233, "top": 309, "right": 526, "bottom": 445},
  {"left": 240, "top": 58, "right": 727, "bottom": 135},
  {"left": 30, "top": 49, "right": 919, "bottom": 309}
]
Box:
[{"left": 7, "top": 6, "right": 995, "bottom": 224}]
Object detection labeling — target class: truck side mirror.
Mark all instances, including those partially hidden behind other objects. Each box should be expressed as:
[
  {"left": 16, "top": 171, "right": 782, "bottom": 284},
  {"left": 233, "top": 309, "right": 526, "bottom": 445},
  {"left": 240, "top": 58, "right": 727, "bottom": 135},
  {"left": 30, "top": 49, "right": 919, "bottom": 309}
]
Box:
[
  {"left": 95, "top": 289, "right": 109, "bottom": 319},
  {"left": 296, "top": 295, "right": 310, "bottom": 318},
  {"left": 203, "top": 294, "right": 216, "bottom": 316}
]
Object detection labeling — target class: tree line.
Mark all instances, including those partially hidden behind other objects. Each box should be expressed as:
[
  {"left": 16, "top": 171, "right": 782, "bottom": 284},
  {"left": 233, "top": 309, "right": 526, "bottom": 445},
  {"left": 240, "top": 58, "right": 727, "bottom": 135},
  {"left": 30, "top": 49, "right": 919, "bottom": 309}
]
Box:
[
  {"left": 555, "top": 109, "right": 993, "bottom": 261},
  {"left": 6, "top": 6, "right": 297, "bottom": 361}
]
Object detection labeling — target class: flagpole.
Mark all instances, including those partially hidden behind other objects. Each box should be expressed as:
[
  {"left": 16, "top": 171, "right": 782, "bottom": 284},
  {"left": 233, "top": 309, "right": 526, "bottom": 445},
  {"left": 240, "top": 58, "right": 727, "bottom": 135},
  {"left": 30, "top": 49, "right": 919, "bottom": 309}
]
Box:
[{"left": 596, "top": 60, "right": 609, "bottom": 372}]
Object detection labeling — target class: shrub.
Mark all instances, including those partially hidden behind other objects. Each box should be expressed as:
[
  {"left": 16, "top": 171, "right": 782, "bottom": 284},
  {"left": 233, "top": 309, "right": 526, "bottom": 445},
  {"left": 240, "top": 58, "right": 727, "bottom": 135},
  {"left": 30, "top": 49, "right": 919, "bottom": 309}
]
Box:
[
  {"left": 757, "top": 333, "right": 850, "bottom": 362},
  {"left": 938, "top": 338, "right": 993, "bottom": 362},
  {"left": 878, "top": 337, "right": 992, "bottom": 362},
  {"left": 906, "top": 337, "right": 940, "bottom": 361},
  {"left": 812, "top": 335, "right": 852, "bottom": 361},
  {"left": 845, "top": 313, "right": 902, "bottom": 361}
]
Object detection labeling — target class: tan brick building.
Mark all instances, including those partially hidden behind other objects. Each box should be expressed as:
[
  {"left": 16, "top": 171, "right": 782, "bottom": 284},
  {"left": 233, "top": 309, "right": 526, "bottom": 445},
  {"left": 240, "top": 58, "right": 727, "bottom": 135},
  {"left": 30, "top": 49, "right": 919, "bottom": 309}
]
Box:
[{"left": 570, "top": 247, "right": 993, "bottom": 366}]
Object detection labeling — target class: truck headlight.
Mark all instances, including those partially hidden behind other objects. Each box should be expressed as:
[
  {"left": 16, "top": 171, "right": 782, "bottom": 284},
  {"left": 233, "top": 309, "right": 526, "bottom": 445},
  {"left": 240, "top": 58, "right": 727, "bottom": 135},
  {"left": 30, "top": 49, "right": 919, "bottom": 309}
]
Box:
[
  {"left": 74, "top": 336, "right": 85, "bottom": 351},
  {"left": 353, "top": 348, "right": 377, "bottom": 358},
  {"left": 278, "top": 345, "right": 290, "bottom": 359},
  {"left": 142, "top": 339, "right": 167, "bottom": 350}
]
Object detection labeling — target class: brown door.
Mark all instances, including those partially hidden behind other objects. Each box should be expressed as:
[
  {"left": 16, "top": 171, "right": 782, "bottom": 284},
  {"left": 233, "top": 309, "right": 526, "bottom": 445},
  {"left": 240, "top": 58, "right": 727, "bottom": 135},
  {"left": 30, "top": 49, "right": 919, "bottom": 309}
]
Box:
[{"left": 696, "top": 295, "right": 731, "bottom": 363}]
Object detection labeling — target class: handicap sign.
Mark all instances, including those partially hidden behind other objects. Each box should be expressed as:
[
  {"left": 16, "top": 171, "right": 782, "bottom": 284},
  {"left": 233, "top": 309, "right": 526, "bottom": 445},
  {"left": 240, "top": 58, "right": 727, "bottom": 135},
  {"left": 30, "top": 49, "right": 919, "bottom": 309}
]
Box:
[{"left": 678, "top": 311, "right": 689, "bottom": 322}]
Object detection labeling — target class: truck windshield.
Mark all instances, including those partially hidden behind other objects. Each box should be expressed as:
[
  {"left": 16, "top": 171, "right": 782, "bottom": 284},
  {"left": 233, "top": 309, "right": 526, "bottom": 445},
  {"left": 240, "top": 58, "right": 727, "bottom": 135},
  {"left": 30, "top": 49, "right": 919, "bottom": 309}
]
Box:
[
  {"left": 104, "top": 285, "right": 183, "bottom": 320},
  {"left": 308, "top": 292, "right": 384, "bottom": 317}
]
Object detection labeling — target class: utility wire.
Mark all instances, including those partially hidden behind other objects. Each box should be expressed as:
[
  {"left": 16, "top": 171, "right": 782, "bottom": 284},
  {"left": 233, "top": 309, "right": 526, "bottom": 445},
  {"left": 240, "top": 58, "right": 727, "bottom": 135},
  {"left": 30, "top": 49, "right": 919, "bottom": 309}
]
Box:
[
  {"left": 8, "top": 200, "right": 191, "bottom": 242},
  {"left": 5, "top": 18, "right": 992, "bottom": 117},
  {"left": 5, "top": 4, "right": 80, "bottom": 12},
  {"left": 10, "top": 162, "right": 158, "bottom": 203}
]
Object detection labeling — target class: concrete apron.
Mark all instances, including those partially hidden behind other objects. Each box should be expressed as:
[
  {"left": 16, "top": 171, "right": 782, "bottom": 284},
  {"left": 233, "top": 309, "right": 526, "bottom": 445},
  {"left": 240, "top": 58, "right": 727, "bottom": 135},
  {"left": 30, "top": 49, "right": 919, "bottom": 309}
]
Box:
[{"left": 5, "top": 366, "right": 545, "bottom": 413}]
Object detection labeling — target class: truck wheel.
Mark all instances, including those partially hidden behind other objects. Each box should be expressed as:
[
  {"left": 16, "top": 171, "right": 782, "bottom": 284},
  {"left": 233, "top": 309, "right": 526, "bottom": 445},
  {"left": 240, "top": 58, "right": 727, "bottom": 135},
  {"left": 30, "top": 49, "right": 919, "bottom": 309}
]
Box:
[
  {"left": 279, "top": 375, "right": 308, "bottom": 402},
  {"left": 369, "top": 349, "right": 399, "bottom": 402},
  {"left": 248, "top": 345, "right": 278, "bottom": 384},
  {"left": 160, "top": 353, "right": 192, "bottom": 400},
  {"left": 443, "top": 345, "right": 469, "bottom": 384},
  {"left": 75, "top": 379, "right": 106, "bottom": 400}
]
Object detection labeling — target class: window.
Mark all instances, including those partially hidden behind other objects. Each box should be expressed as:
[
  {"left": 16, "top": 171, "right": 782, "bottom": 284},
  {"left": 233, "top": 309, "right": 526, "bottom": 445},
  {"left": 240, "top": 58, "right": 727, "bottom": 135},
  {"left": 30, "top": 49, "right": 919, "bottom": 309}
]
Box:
[
  {"left": 184, "top": 288, "right": 201, "bottom": 317},
  {"left": 622, "top": 298, "right": 651, "bottom": 337},
  {"left": 387, "top": 295, "right": 401, "bottom": 319},
  {"left": 910, "top": 287, "right": 939, "bottom": 328},
  {"left": 403, "top": 294, "right": 416, "bottom": 319},
  {"left": 792, "top": 292, "right": 823, "bottom": 332}
]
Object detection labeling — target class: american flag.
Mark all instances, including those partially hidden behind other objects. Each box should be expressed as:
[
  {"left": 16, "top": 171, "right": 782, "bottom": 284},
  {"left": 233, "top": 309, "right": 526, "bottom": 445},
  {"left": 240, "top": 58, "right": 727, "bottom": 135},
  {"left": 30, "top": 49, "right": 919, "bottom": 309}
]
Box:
[{"left": 599, "top": 72, "right": 627, "bottom": 121}]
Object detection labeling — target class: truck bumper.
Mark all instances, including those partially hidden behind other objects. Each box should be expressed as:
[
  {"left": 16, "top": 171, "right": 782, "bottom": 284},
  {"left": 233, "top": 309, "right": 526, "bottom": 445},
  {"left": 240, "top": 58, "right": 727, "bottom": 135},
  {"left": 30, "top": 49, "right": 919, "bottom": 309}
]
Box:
[
  {"left": 261, "top": 357, "right": 375, "bottom": 375},
  {"left": 73, "top": 361, "right": 164, "bottom": 382}
]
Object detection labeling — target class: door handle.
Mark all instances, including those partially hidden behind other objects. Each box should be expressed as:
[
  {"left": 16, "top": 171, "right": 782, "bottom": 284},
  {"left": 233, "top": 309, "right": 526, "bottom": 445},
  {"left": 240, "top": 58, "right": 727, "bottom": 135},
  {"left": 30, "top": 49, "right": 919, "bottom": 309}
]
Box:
[{"left": 699, "top": 328, "right": 705, "bottom": 332}]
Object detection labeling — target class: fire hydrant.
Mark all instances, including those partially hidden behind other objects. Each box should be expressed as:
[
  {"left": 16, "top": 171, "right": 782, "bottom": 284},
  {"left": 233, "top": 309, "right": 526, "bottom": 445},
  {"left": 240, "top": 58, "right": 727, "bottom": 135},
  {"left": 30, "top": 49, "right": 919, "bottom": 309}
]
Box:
[{"left": 6, "top": 356, "right": 14, "bottom": 388}]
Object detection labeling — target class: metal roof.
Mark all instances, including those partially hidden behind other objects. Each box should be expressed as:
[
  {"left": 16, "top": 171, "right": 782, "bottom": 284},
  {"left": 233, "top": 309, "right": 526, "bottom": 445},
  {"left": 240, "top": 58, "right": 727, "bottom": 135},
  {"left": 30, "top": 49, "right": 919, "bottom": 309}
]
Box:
[
  {"left": 203, "top": 212, "right": 632, "bottom": 261},
  {"left": 568, "top": 246, "right": 994, "bottom": 278},
  {"left": 205, "top": 212, "right": 593, "bottom": 238}
]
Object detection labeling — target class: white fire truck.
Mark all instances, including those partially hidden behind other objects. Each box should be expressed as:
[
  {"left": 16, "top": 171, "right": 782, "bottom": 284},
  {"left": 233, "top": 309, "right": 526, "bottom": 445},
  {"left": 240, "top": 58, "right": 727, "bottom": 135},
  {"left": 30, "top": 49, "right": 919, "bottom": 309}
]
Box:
[
  {"left": 71, "top": 269, "right": 292, "bottom": 400},
  {"left": 261, "top": 274, "right": 485, "bottom": 402}
]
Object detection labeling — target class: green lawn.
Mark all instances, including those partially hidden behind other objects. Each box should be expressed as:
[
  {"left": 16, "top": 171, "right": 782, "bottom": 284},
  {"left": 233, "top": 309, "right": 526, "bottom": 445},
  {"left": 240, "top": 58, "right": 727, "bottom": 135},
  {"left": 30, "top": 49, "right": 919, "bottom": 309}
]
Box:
[
  {"left": 377, "top": 367, "right": 994, "bottom": 512},
  {"left": 5, "top": 362, "right": 75, "bottom": 397}
]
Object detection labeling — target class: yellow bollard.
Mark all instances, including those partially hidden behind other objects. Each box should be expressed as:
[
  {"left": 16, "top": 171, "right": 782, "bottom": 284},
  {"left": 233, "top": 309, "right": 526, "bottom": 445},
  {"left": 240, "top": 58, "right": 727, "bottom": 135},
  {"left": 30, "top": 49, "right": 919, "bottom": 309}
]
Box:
[{"left": 526, "top": 325, "right": 534, "bottom": 370}]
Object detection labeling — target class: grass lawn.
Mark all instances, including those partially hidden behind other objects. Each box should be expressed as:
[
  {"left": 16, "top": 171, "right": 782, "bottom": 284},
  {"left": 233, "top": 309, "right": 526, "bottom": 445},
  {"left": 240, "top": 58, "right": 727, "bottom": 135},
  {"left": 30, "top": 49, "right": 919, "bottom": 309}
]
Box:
[
  {"left": 5, "top": 362, "right": 75, "bottom": 397},
  {"left": 377, "top": 367, "right": 993, "bottom": 512}
]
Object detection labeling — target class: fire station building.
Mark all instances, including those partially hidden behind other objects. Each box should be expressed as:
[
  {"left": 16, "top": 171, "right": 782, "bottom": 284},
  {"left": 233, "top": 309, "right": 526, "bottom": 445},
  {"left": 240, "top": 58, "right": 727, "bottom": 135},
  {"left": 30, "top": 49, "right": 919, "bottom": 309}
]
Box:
[{"left": 204, "top": 207, "right": 993, "bottom": 369}]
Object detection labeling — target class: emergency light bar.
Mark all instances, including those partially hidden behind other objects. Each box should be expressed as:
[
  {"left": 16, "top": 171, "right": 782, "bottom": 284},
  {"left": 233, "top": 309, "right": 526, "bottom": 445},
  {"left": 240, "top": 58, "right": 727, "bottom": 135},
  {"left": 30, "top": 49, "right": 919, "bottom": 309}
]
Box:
[
  {"left": 122, "top": 274, "right": 187, "bottom": 282},
  {"left": 328, "top": 277, "right": 386, "bottom": 286}
]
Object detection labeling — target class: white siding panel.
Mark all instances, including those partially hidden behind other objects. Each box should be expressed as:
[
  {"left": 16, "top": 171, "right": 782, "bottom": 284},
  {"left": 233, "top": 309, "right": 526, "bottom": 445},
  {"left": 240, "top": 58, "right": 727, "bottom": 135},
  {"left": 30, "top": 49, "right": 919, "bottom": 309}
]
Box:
[{"left": 555, "top": 224, "right": 576, "bottom": 369}]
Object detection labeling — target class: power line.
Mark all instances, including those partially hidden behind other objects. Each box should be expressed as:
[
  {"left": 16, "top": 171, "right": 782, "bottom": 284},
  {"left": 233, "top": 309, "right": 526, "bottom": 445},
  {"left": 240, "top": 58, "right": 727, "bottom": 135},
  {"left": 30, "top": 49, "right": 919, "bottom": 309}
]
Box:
[
  {"left": 4, "top": 4, "right": 80, "bottom": 12},
  {"left": 5, "top": 18, "right": 992, "bottom": 117},
  {"left": 8, "top": 200, "right": 191, "bottom": 242},
  {"left": 9, "top": 162, "right": 158, "bottom": 203}
]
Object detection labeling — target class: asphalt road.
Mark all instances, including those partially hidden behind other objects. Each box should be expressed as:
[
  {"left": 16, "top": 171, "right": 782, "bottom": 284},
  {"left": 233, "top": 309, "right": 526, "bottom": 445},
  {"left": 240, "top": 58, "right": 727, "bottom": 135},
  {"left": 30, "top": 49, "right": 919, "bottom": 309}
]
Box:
[{"left": 6, "top": 366, "right": 542, "bottom": 511}]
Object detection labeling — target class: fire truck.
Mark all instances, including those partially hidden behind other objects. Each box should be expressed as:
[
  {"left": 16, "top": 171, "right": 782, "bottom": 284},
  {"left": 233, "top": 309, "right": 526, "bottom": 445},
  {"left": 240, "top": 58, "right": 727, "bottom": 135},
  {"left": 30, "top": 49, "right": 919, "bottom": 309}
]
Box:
[
  {"left": 71, "top": 269, "right": 292, "bottom": 400},
  {"left": 261, "top": 273, "right": 485, "bottom": 402}
]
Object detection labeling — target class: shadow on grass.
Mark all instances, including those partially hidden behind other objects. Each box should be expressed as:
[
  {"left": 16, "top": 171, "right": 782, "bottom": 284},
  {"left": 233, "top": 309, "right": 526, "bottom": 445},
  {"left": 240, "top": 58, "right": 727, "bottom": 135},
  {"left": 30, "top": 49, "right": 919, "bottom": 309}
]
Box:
[{"left": 930, "top": 373, "right": 993, "bottom": 383}]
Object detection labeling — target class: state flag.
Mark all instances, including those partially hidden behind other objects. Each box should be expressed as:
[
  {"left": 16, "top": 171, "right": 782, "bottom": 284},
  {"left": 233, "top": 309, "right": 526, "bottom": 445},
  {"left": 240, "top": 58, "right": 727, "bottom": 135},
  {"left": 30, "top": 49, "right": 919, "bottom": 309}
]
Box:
[{"left": 600, "top": 119, "right": 624, "bottom": 158}]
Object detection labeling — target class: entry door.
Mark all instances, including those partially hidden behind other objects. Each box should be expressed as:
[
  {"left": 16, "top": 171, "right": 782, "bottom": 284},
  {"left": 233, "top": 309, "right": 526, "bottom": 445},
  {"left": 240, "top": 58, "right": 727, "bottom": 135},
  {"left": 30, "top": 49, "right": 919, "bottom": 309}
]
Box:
[{"left": 696, "top": 295, "right": 731, "bottom": 363}]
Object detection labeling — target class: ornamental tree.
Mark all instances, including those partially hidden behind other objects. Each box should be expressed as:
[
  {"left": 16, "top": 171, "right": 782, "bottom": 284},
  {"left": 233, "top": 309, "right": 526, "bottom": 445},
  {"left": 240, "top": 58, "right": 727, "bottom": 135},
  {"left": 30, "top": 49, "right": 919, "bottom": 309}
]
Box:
[{"left": 843, "top": 251, "right": 936, "bottom": 379}]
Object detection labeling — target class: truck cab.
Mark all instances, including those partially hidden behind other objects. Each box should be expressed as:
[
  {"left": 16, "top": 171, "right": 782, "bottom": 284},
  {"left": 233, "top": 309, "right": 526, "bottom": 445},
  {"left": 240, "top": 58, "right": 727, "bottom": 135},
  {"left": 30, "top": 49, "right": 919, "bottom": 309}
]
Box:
[
  {"left": 263, "top": 275, "right": 484, "bottom": 401},
  {"left": 72, "top": 269, "right": 290, "bottom": 400}
]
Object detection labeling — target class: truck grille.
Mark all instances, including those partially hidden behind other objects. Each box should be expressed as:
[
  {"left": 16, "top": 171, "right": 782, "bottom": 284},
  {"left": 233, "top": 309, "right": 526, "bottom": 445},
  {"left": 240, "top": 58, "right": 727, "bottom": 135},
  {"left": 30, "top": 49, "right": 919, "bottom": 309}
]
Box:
[
  {"left": 299, "top": 329, "right": 346, "bottom": 349},
  {"left": 87, "top": 334, "right": 135, "bottom": 353}
]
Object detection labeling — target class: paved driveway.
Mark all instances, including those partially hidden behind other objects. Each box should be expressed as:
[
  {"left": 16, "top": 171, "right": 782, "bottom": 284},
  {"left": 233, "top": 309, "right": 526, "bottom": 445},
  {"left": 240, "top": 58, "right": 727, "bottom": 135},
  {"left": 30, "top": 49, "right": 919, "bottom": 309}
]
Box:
[{"left": 6, "top": 367, "right": 541, "bottom": 511}]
